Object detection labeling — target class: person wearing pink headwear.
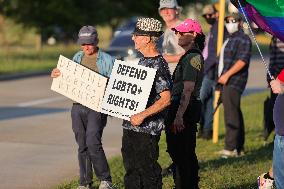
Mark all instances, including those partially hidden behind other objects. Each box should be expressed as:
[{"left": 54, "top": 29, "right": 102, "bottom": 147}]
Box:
[{"left": 165, "top": 18, "right": 205, "bottom": 189}]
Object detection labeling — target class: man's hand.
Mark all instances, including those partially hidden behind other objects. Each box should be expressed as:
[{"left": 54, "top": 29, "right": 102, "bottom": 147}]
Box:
[
  {"left": 130, "top": 113, "right": 146, "bottom": 127},
  {"left": 170, "top": 114, "right": 185, "bottom": 134},
  {"left": 218, "top": 73, "right": 230, "bottom": 85},
  {"left": 270, "top": 79, "right": 284, "bottom": 94},
  {"left": 51, "top": 68, "right": 61, "bottom": 78}
]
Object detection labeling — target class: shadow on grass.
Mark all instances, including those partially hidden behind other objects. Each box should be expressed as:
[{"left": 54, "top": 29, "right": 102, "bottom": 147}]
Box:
[
  {"left": 220, "top": 182, "right": 257, "bottom": 189},
  {"left": 199, "top": 142, "right": 273, "bottom": 170}
]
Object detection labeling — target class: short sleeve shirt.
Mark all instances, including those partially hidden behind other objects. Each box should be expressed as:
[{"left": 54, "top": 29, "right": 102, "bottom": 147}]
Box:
[
  {"left": 171, "top": 50, "right": 204, "bottom": 99},
  {"left": 122, "top": 55, "right": 172, "bottom": 135}
]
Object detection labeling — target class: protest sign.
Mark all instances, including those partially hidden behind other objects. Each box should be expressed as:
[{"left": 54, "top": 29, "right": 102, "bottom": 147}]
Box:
[
  {"left": 101, "top": 60, "right": 157, "bottom": 120},
  {"left": 51, "top": 55, "right": 108, "bottom": 112}
]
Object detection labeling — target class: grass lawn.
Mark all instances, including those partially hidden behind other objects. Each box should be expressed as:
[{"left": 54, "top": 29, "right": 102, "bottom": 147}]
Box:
[
  {"left": 55, "top": 91, "right": 273, "bottom": 189},
  {"left": 0, "top": 44, "right": 78, "bottom": 74}
]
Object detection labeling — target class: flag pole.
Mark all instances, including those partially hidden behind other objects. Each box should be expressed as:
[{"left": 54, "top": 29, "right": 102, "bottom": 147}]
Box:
[{"left": 213, "top": 0, "right": 226, "bottom": 143}]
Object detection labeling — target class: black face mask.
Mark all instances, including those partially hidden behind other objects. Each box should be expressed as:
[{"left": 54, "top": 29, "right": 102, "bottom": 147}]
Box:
[{"left": 205, "top": 18, "right": 216, "bottom": 25}]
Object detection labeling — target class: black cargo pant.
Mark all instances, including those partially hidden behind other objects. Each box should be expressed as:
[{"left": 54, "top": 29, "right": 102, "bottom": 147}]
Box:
[
  {"left": 222, "top": 86, "right": 245, "bottom": 152},
  {"left": 165, "top": 97, "right": 201, "bottom": 189},
  {"left": 71, "top": 103, "right": 111, "bottom": 186},
  {"left": 121, "top": 129, "right": 162, "bottom": 189}
]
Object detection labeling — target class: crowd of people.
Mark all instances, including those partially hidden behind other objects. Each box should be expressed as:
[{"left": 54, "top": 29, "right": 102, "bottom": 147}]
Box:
[{"left": 50, "top": 0, "right": 284, "bottom": 188}]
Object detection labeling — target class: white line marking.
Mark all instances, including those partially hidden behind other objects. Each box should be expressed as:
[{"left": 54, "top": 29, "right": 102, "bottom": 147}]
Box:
[{"left": 17, "top": 96, "right": 66, "bottom": 107}]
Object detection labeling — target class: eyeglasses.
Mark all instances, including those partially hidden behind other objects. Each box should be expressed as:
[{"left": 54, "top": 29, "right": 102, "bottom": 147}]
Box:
[
  {"left": 132, "top": 34, "right": 149, "bottom": 37},
  {"left": 174, "top": 31, "right": 194, "bottom": 36},
  {"left": 225, "top": 19, "right": 238, "bottom": 24}
]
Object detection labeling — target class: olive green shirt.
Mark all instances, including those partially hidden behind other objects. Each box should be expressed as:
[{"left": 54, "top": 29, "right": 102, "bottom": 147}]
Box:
[
  {"left": 172, "top": 51, "right": 204, "bottom": 99},
  {"left": 81, "top": 53, "right": 98, "bottom": 72}
]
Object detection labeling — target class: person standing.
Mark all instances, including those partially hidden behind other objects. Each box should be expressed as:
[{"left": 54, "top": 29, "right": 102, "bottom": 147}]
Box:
[
  {"left": 270, "top": 69, "right": 284, "bottom": 189},
  {"left": 217, "top": 13, "right": 252, "bottom": 158},
  {"left": 166, "top": 18, "right": 205, "bottom": 189},
  {"left": 263, "top": 37, "right": 284, "bottom": 142},
  {"left": 51, "top": 26, "right": 114, "bottom": 189},
  {"left": 158, "top": 0, "right": 184, "bottom": 177},
  {"left": 159, "top": 0, "right": 185, "bottom": 71},
  {"left": 258, "top": 69, "right": 284, "bottom": 189},
  {"left": 121, "top": 17, "right": 172, "bottom": 189},
  {"left": 199, "top": 4, "right": 222, "bottom": 139}
]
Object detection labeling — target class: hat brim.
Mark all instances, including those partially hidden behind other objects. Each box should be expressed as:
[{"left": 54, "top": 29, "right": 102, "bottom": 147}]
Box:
[
  {"left": 77, "top": 37, "right": 98, "bottom": 45},
  {"left": 132, "top": 27, "right": 163, "bottom": 37},
  {"left": 159, "top": 6, "right": 182, "bottom": 11}
]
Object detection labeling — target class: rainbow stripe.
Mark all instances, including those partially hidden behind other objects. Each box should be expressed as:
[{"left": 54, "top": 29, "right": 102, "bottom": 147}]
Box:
[{"left": 238, "top": 0, "right": 284, "bottom": 42}]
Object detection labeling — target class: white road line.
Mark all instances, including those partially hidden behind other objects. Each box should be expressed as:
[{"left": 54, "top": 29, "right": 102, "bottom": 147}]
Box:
[{"left": 17, "top": 96, "right": 66, "bottom": 107}]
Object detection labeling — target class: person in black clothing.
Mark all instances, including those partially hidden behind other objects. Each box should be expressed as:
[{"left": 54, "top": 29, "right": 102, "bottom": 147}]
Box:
[{"left": 166, "top": 18, "right": 205, "bottom": 189}]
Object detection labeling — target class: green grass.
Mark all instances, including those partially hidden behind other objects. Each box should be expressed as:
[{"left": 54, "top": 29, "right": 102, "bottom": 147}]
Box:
[
  {"left": 0, "top": 44, "right": 78, "bottom": 74},
  {"left": 55, "top": 91, "right": 273, "bottom": 189}
]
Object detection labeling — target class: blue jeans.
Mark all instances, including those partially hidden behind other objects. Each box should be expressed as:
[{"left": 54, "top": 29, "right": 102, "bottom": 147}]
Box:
[
  {"left": 71, "top": 104, "right": 111, "bottom": 186},
  {"left": 273, "top": 134, "right": 284, "bottom": 189},
  {"left": 200, "top": 76, "right": 215, "bottom": 132}
]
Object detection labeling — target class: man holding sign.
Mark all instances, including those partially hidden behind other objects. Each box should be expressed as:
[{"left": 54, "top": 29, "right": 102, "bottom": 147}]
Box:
[
  {"left": 121, "top": 17, "right": 172, "bottom": 189},
  {"left": 51, "top": 26, "right": 114, "bottom": 189}
]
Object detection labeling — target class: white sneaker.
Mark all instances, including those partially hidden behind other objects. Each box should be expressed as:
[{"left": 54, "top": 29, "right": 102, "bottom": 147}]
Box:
[
  {"left": 257, "top": 173, "right": 275, "bottom": 189},
  {"left": 76, "top": 186, "right": 90, "bottom": 189},
  {"left": 217, "top": 149, "right": 238, "bottom": 158},
  {"left": 99, "top": 181, "right": 114, "bottom": 189}
]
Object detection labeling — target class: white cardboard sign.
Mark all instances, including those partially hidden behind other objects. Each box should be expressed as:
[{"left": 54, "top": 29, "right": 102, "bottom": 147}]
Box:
[
  {"left": 101, "top": 60, "right": 157, "bottom": 120},
  {"left": 51, "top": 55, "right": 108, "bottom": 112}
]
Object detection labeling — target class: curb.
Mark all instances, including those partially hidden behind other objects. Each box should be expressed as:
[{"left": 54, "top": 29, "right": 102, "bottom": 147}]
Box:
[{"left": 0, "top": 71, "right": 50, "bottom": 81}]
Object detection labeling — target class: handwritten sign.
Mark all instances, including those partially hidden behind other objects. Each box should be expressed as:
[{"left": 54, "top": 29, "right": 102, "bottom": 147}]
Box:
[
  {"left": 101, "top": 60, "right": 157, "bottom": 120},
  {"left": 51, "top": 55, "right": 108, "bottom": 112}
]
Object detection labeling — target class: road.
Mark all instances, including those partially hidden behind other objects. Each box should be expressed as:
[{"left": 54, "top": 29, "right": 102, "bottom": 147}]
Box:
[
  {"left": 0, "top": 55, "right": 268, "bottom": 189},
  {"left": 0, "top": 76, "right": 123, "bottom": 189}
]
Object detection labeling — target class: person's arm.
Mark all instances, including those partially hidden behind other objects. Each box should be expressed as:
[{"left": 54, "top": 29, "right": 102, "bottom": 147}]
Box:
[
  {"left": 171, "top": 81, "right": 195, "bottom": 133},
  {"left": 51, "top": 68, "right": 61, "bottom": 78},
  {"left": 270, "top": 78, "right": 284, "bottom": 94},
  {"left": 218, "top": 60, "right": 246, "bottom": 85},
  {"left": 163, "top": 53, "right": 184, "bottom": 63},
  {"left": 130, "top": 90, "right": 171, "bottom": 126}
]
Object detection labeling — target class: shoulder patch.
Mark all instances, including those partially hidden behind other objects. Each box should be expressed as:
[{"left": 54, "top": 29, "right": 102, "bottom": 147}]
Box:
[{"left": 190, "top": 55, "right": 202, "bottom": 71}]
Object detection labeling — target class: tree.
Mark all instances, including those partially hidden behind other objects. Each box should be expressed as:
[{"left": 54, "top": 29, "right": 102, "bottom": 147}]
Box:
[{"left": 0, "top": 0, "right": 207, "bottom": 43}]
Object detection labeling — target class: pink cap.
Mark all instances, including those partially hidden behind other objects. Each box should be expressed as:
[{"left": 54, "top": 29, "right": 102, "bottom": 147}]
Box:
[
  {"left": 173, "top": 18, "right": 203, "bottom": 34},
  {"left": 278, "top": 69, "right": 284, "bottom": 83}
]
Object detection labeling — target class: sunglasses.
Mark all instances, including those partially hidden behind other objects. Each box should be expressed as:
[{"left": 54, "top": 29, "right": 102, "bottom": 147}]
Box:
[
  {"left": 174, "top": 31, "right": 194, "bottom": 36},
  {"left": 225, "top": 19, "right": 239, "bottom": 24},
  {"left": 81, "top": 43, "right": 95, "bottom": 46},
  {"left": 202, "top": 13, "right": 213, "bottom": 18},
  {"left": 132, "top": 34, "right": 149, "bottom": 37}
]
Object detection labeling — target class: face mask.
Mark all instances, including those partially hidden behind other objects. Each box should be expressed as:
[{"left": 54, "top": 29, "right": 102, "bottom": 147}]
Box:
[
  {"left": 225, "top": 22, "right": 239, "bottom": 34},
  {"left": 205, "top": 18, "right": 216, "bottom": 25}
]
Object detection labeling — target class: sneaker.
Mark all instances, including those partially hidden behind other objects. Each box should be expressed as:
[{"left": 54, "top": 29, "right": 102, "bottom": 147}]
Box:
[
  {"left": 77, "top": 186, "right": 88, "bottom": 189},
  {"left": 99, "top": 181, "right": 114, "bottom": 189},
  {"left": 77, "top": 185, "right": 94, "bottom": 189},
  {"left": 217, "top": 149, "right": 239, "bottom": 158},
  {"left": 257, "top": 173, "right": 275, "bottom": 189}
]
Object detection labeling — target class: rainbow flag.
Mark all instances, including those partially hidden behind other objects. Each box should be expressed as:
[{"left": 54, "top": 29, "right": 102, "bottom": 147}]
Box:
[{"left": 231, "top": 0, "right": 284, "bottom": 42}]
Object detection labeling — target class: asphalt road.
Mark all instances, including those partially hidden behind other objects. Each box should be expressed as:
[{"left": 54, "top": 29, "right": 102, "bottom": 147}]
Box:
[
  {"left": 0, "top": 76, "right": 123, "bottom": 189},
  {"left": 0, "top": 55, "right": 268, "bottom": 189}
]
